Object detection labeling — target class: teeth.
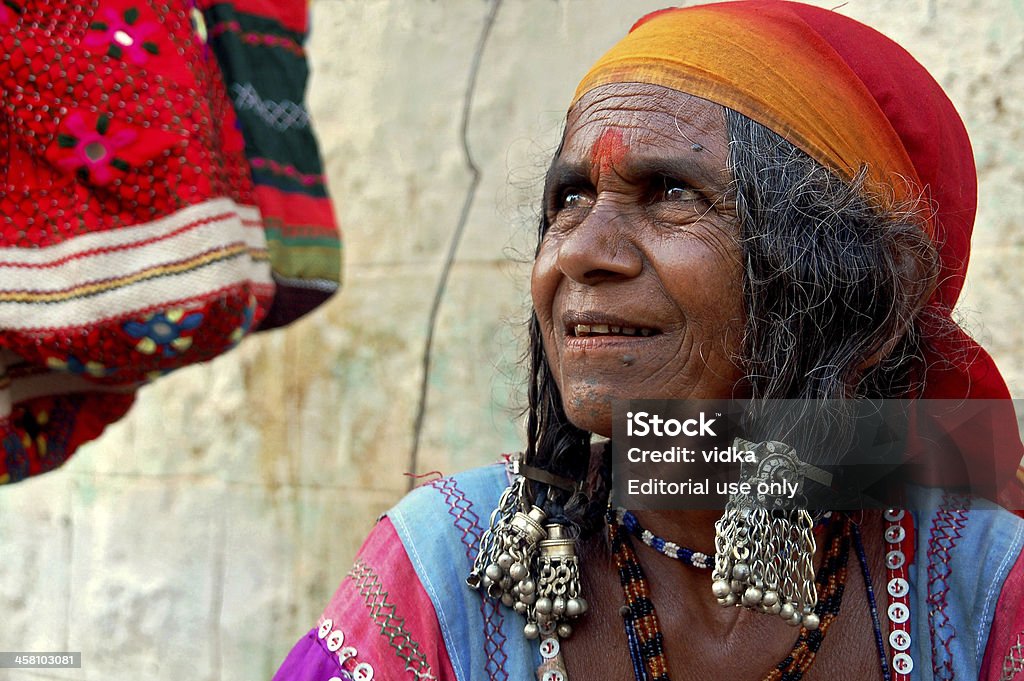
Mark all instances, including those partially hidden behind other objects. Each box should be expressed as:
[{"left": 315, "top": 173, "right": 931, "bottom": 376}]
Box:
[{"left": 574, "top": 324, "right": 652, "bottom": 337}]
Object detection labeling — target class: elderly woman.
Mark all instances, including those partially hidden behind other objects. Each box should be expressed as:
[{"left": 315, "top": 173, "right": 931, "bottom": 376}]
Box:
[{"left": 274, "top": 2, "right": 1024, "bottom": 680}]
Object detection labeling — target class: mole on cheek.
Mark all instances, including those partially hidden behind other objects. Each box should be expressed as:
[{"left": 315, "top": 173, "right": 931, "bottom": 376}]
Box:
[{"left": 590, "top": 128, "right": 628, "bottom": 175}]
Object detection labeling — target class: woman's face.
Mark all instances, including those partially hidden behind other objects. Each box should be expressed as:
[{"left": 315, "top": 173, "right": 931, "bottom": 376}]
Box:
[{"left": 531, "top": 83, "right": 746, "bottom": 438}]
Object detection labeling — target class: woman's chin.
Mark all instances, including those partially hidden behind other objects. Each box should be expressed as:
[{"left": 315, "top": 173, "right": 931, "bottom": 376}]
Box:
[{"left": 562, "top": 399, "right": 614, "bottom": 439}]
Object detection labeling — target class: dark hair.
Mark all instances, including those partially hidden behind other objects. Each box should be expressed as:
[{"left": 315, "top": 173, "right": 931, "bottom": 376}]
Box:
[{"left": 523, "top": 108, "right": 940, "bottom": 536}]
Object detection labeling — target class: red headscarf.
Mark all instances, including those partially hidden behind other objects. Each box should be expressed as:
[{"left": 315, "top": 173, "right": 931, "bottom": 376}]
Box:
[{"left": 575, "top": 1, "right": 1024, "bottom": 508}]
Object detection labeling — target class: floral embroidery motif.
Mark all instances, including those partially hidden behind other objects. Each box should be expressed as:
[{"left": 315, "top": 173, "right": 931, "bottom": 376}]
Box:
[
  {"left": 46, "top": 355, "right": 113, "bottom": 378},
  {"left": 123, "top": 309, "right": 204, "bottom": 357},
  {"left": 85, "top": 7, "right": 159, "bottom": 63},
  {"left": 229, "top": 294, "right": 258, "bottom": 345},
  {"left": 53, "top": 113, "right": 137, "bottom": 185}
]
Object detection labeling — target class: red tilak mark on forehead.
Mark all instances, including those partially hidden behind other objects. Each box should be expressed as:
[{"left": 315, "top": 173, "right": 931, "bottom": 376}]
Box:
[{"left": 590, "top": 128, "right": 628, "bottom": 175}]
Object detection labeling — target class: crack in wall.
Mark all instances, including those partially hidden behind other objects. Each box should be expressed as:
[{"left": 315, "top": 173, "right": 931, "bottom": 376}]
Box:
[{"left": 407, "top": 0, "right": 503, "bottom": 490}]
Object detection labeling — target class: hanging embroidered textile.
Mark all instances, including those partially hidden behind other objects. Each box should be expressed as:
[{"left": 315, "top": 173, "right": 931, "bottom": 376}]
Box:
[{"left": 0, "top": 0, "right": 340, "bottom": 483}]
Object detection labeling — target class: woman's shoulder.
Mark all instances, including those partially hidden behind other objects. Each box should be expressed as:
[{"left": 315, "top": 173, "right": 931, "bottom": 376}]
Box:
[
  {"left": 271, "top": 463, "right": 530, "bottom": 681},
  {"left": 386, "top": 462, "right": 511, "bottom": 545},
  {"left": 383, "top": 461, "right": 537, "bottom": 680},
  {"left": 384, "top": 461, "right": 510, "bottom": 609},
  {"left": 910, "top": 488, "right": 1024, "bottom": 616},
  {"left": 911, "top": 488, "right": 1024, "bottom": 568}
]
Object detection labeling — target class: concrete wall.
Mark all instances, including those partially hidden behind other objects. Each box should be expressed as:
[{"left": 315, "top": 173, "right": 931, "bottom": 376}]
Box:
[{"left": 1, "top": 1, "right": 1021, "bottom": 679}]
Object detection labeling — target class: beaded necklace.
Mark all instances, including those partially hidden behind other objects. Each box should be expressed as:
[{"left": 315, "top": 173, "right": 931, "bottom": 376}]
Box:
[
  {"left": 615, "top": 509, "right": 835, "bottom": 571},
  {"left": 607, "top": 510, "right": 852, "bottom": 681},
  {"left": 613, "top": 509, "right": 713, "bottom": 569},
  {"left": 852, "top": 522, "right": 892, "bottom": 681}
]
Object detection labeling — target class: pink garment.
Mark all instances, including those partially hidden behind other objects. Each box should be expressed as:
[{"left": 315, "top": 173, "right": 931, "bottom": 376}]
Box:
[
  {"left": 272, "top": 517, "right": 457, "bottom": 681},
  {"left": 981, "top": 547, "right": 1024, "bottom": 680}
]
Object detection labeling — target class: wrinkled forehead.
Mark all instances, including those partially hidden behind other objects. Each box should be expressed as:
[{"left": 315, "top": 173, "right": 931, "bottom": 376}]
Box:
[
  {"left": 566, "top": 84, "right": 724, "bottom": 139},
  {"left": 560, "top": 84, "right": 730, "bottom": 168}
]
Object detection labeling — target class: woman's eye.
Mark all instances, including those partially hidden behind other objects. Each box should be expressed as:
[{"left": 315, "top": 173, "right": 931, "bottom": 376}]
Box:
[
  {"left": 660, "top": 179, "right": 700, "bottom": 202},
  {"left": 561, "top": 190, "right": 593, "bottom": 210}
]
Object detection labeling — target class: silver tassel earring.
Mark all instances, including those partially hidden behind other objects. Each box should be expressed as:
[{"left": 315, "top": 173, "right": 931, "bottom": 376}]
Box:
[
  {"left": 533, "top": 524, "right": 588, "bottom": 639},
  {"left": 711, "top": 438, "right": 821, "bottom": 629},
  {"left": 466, "top": 474, "right": 548, "bottom": 612},
  {"left": 467, "top": 457, "right": 588, "bottom": 639}
]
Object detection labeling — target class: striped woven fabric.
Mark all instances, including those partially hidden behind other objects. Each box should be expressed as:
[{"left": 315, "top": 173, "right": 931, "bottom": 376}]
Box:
[{"left": 201, "top": 0, "right": 342, "bottom": 328}]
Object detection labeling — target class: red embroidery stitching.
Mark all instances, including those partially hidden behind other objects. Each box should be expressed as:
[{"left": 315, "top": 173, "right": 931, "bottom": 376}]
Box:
[
  {"left": 430, "top": 477, "right": 509, "bottom": 680},
  {"left": 927, "top": 493, "right": 971, "bottom": 680}
]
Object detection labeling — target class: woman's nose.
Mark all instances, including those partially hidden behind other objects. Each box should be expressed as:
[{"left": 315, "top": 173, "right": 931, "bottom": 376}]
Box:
[{"left": 556, "top": 205, "right": 643, "bottom": 285}]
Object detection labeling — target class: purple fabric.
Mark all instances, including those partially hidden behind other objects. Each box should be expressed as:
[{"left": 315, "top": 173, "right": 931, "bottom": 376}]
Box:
[{"left": 273, "top": 628, "right": 349, "bottom": 681}]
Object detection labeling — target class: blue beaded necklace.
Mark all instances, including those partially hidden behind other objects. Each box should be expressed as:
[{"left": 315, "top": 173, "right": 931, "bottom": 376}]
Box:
[
  {"left": 614, "top": 508, "right": 834, "bottom": 570},
  {"left": 852, "top": 521, "right": 893, "bottom": 681},
  {"left": 613, "top": 509, "right": 713, "bottom": 569}
]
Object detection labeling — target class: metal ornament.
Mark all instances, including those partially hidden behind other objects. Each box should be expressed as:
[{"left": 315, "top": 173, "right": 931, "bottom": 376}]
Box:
[
  {"left": 467, "top": 475, "right": 526, "bottom": 592},
  {"left": 468, "top": 496, "right": 547, "bottom": 608},
  {"left": 533, "top": 524, "right": 588, "bottom": 639},
  {"left": 467, "top": 462, "right": 588, "bottom": 640},
  {"left": 711, "top": 438, "right": 820, "bottom": 629}
]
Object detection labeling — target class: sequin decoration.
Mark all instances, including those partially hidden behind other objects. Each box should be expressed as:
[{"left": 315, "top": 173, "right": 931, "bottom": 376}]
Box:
[{"left": 316, "top": 617, "right": 376, "bottom": 681}]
